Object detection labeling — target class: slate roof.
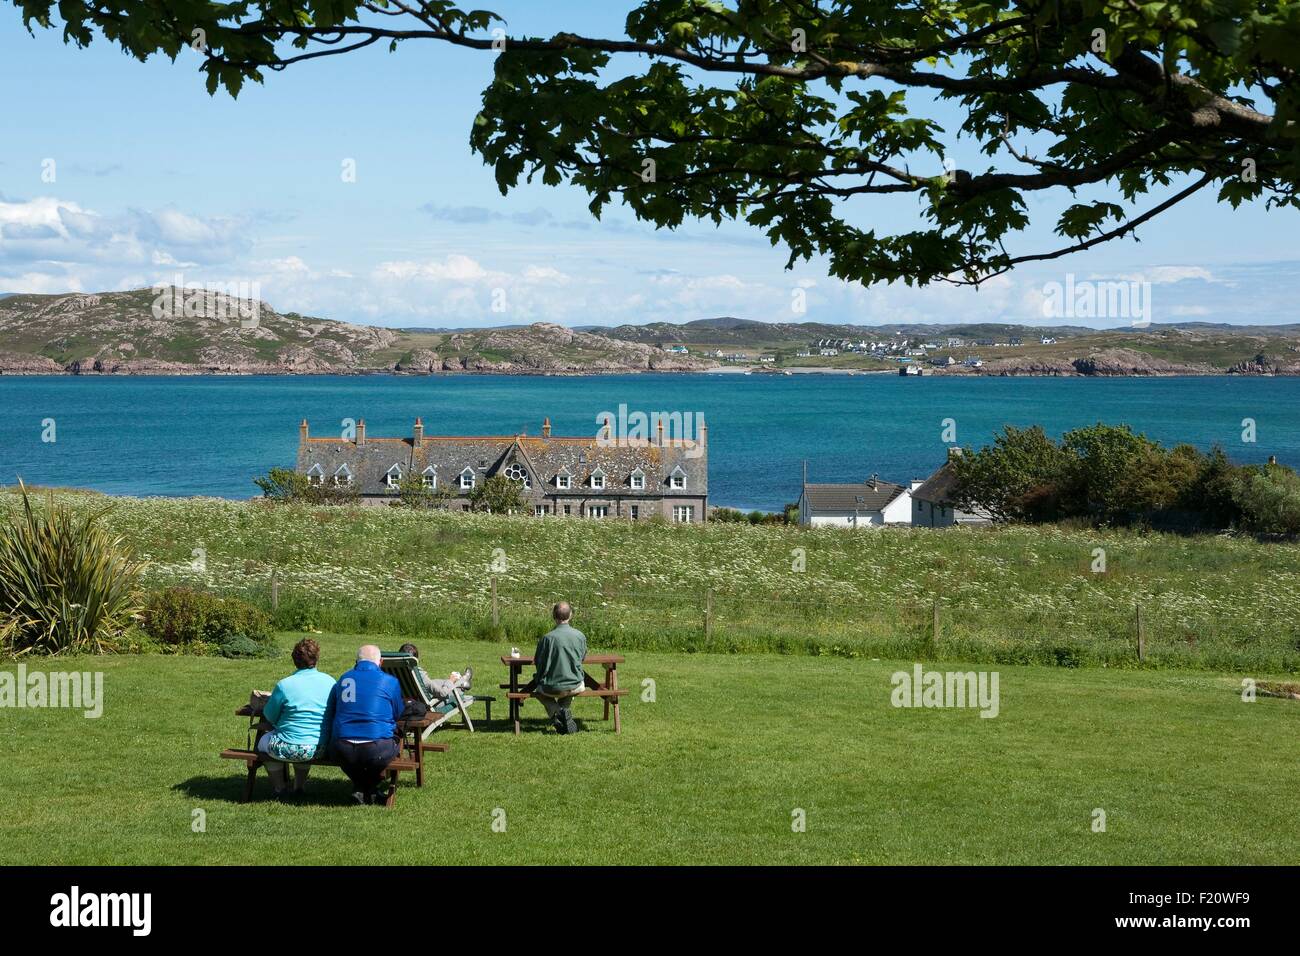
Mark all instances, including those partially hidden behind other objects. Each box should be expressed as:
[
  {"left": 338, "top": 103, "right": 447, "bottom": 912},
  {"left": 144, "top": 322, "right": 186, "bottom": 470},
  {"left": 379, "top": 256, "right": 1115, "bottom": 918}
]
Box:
[
  {"left": 297, "top": 419, "right": 707, "bottom": 499},
  {"left": 801, "top": 480, "right": 906, "bottom": 513},
  {"left": 911, "top": 461, "right": 959, "bottom": 504}
]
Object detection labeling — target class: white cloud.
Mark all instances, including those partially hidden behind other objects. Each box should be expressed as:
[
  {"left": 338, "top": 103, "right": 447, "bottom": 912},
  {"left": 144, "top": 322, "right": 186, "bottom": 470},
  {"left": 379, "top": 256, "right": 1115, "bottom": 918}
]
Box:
[
  {"left": 1102, "top": 265, "right": 1216, "bottom": 285},
  {"left": 0, "top": 197, "right": 250, "bottom": 281}
]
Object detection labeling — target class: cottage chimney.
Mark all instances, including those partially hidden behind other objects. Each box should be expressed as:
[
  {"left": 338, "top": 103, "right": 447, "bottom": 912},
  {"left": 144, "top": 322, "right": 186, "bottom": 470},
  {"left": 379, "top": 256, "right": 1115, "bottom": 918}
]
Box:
[
  {"left": 413, "top": 417, "right": 424, "bottom": 448},
  {"left": 356, "top": 419, "right": 366, "bottom": 446},
  {"left": 542, "top": 417, "right": 551, "bottom": 439},
  {"left": 299, "top": 418, "right": 309, "bottom": 443},
  {"left": 603, "top": 415, "right": 612, "bottom": 441},
  {"left": 656, "top": 416, "right": 664, "bottom": 447},
  {"left": 947, "top": 446, "right": 963, "bottom": 460},
  {"left": 698, "top": 415, "right": 707, "bottom": 446}
]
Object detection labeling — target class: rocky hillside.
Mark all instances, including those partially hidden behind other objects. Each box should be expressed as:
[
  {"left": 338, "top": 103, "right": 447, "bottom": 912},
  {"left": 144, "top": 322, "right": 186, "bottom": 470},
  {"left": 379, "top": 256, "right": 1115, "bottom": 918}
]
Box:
[
  {"left": 978, "top": 348, "right": 1218, "bottom": 376},
  {"left": 2, "top": 288, "right": 1297, "bottom": 376},
  {"left": 0, "top": 289, "right": 708, "bottom": 375},
  {"left": 405, "top": 323, "right": 711, "bottom": 373}
]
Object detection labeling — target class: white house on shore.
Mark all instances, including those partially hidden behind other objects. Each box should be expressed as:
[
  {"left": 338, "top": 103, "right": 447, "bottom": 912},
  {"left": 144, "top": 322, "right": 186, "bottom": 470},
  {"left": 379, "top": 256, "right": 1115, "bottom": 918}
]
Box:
[{"left": 798, "top": 476, "right": 912, "bottom": 527}]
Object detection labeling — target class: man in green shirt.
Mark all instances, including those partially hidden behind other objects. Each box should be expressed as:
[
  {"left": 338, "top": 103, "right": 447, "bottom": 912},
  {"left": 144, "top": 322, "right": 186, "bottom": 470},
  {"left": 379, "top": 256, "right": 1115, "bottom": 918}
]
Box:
[{"left": 531, "top": 602, "right": 588, "bottom": 735}]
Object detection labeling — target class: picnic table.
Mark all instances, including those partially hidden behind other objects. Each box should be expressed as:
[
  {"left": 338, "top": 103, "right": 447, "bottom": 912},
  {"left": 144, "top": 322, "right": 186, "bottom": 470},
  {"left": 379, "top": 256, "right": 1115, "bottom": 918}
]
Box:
[
  {"left": 220, "top": 705, "right": 449, "bottom": 806},
  {"left": 501, "top": 654, "right": 627, "bottom": 735}
]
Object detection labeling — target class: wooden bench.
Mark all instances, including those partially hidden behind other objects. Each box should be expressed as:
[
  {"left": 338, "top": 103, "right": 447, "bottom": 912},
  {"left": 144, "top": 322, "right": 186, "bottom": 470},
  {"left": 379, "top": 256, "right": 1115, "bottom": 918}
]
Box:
[
  {"left": 502, "top": 654, "right": 627, "bottom": 734},
  {"left": 219, "top": 748, "right": 440, "bottom": 807},
  {"left": 224, "top": 705, "right": 448, "bottom": 807}
]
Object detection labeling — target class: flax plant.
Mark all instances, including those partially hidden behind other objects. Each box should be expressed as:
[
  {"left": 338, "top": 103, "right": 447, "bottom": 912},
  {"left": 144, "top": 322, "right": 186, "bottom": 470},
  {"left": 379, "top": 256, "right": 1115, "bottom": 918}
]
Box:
[{"left": 0, "top": 481, "right": 144, "bottom": 655}]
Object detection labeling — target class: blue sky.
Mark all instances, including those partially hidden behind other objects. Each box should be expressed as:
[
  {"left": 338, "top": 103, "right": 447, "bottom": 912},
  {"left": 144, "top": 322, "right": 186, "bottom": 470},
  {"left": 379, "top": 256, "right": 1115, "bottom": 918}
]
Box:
[{"left": 1, "top": 1, "right": 1296, "bottom": 328}]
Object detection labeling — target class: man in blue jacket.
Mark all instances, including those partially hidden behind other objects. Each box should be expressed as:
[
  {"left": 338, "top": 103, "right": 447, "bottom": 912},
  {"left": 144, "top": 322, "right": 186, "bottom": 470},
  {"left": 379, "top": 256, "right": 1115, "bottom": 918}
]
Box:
[{"left": 325, "top": 644, "right": 404, "bottom": 805}]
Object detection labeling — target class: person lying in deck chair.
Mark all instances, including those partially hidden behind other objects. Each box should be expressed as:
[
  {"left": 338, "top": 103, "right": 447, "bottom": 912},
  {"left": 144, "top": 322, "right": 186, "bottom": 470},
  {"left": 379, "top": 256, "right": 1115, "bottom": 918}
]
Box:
[
  {"left": 258, "top": 638, "right": 335, "bottom": 800},
  {"left": 397, "top": 643, "right": 472, "bottom": 703},
  {"left": 531, "top": 602, "right": 588, "bottom": 735}
]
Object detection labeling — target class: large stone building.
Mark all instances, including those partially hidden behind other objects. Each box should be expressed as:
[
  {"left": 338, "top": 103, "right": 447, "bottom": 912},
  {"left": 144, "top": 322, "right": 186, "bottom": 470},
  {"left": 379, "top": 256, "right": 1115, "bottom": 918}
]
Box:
[{"left": 296, "top": 416, "right": 708, "bottom": 522}]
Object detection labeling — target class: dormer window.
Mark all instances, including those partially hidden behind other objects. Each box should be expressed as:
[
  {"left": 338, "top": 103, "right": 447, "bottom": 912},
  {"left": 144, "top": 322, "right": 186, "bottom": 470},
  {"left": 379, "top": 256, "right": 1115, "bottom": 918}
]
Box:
[
  {"left": 459, "top": 467, "right": 476, "bottom": 491},
  {"left": 590, "top": 467, "right": 606, "bottom": 490},
  {"left": 556, "top": 468, "right": 572, "bottom": 490},
  {"left": 332, "top": 464, "right": 353, "bottom": 488},
  {"left": 385, "top": 464, "right": 403, "bottom": 488},
  {"left": 503, "top": 462, "right": 530, "bottom": 489},
  {"left": 669, "top": 466, "right": 686, "bottom": 490},
  {"left": 306, "top": 464, "right": 325, "bottom": 487},
  {"left": 421, "top": 465, "right": 436, "bottom": 489},
  {"left": 630, "top": 468, "right": 646, "bottom": 491}
]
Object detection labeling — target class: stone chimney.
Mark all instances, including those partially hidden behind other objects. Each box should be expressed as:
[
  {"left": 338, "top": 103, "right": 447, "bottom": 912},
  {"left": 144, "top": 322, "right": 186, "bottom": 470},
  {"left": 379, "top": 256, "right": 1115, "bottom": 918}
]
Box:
[
  {"left": 356, "top": 419, "right": 366, "bottom": 446},
  {"left": 542, "top": 417, "right": 551, "bottom": 439},
  {"left": 602, "top": 415, "right": 612, "bottom": 441},
  {"left": 413, "top": 417, "right": 424, "bottom": 448},
  {"left": 656, "top": 416, "right": 664, "bottom": 447},
  {"left": 299, "top": 419, "right": 309, "bottom": 443}
]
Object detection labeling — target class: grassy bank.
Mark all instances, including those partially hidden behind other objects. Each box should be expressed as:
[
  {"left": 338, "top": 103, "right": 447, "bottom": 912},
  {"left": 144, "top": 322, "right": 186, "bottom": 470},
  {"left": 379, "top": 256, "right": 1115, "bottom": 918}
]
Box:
[
  {"left": 4, "top": 489, "right": 1298, "bottom": 671},
  {"left": 1, "top": 632, "right": 1296, "bottom": 865}
]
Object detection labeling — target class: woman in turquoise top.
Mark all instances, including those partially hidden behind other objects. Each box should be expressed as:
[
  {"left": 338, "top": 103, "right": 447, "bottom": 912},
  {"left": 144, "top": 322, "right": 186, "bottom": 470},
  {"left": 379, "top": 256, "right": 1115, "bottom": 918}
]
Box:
[{"left": 257, "top": 638, "right": 336, "bottom": 799}]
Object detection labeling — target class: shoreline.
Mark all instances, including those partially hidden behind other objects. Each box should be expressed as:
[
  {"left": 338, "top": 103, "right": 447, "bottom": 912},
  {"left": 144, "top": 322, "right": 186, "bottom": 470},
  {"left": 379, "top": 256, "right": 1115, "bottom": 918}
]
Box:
[{"left": 0, "top": 366, "right": 1290, "bottom": 379}]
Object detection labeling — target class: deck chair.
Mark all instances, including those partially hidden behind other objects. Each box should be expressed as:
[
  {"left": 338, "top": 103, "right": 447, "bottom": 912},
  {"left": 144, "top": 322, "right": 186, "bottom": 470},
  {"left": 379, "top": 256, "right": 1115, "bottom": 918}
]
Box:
[{"left": 381, "top": 652, "right": 475, "bottom": 738}]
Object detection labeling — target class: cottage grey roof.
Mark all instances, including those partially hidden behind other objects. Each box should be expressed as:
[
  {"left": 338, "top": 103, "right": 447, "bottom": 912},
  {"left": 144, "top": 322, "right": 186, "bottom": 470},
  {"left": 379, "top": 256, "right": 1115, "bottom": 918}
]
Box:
[
  {"left": 802, "top": 480, "right": 906, "bottom": 512},
  {"left": 911, "top": 462, "right": 959, "bottom": 504},
  {"left": 297, "top": 420, "right": 707, "bottom": 499}
]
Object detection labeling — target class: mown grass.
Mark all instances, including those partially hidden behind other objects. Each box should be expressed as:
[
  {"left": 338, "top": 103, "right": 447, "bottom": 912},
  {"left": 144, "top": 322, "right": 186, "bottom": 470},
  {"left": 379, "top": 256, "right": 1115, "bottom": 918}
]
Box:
[
  {"left": 0, "top": 632, "right": 1296, "bottom": 865},
  {"left": 3, "top": 489, "right": 1298, "bottom": 671}
]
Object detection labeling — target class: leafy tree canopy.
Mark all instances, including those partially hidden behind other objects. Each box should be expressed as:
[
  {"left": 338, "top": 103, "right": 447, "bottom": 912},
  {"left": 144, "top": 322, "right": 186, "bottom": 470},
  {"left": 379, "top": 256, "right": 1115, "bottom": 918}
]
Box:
[
  {"left": 11, "top": 0, "right": 1299, "bottom": 283},
  {"left": 467, "top": 473, "right": 525, "bottom": 512}
]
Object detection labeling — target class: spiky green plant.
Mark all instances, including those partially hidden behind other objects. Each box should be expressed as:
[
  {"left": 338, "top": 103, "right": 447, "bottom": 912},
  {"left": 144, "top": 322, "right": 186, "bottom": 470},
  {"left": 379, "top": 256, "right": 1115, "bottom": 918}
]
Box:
[{"left": 0, "top": 482, "right": 144, "bottom": 655}]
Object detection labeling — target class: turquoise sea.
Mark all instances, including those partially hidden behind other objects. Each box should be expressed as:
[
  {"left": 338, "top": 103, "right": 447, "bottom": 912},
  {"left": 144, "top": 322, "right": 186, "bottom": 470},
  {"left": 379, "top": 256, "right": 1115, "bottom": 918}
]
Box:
[{"left": 0, "top": 373, "right": 1295, "bottom": 511}]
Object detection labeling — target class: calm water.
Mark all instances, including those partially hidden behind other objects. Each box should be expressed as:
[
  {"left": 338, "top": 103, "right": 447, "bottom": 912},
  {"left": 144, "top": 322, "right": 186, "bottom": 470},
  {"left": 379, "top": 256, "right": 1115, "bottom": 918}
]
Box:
[{"left": 0, "top": 373, "right": 1295, "bottom": 511}]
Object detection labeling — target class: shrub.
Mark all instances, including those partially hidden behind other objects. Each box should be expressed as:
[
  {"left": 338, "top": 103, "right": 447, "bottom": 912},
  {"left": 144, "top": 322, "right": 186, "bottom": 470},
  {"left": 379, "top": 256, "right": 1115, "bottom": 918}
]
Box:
[
  {"left": 953, "top": 424, "right": 1258, "bottom": 531},
  {"left": 0, "top": 483, "right": 144, "bottom": 655},
  {"left": 1232, "top": 464, "right": 1300, "bottom": 535},
  {"left": 467, "top": 475, "right": 525, "bottom": 514},
  {"left": 141, "top": 587, "right": 273, "bottom": 656},
  {"left": 392, "top": 475, "right": 454, "bottom": 509},
  {"left": 253, "top": 467, "right": 359, "bottom": 506}
]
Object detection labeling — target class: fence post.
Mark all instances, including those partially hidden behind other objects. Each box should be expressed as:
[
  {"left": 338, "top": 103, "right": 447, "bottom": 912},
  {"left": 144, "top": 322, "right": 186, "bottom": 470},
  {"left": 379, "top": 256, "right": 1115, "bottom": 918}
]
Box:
[
  {"left": 270, "top": 569, "right": 280, "bottom": 611},
  {"left": 704, "top": 589, "right": 713, "bottom": 642},
  {"left": 1135, "top": 603, "right": 1146, "bottom": 662},
  {"left": 932, "top": 598, "right": 941, "bottom": 646},
  {"left": 491, "top": 576, "right": 499, "bottom": 629}
]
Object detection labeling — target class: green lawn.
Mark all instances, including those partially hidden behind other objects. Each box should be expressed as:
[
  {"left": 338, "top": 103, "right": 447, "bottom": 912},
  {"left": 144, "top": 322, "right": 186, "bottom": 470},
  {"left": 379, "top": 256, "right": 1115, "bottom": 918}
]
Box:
[{"left": 1, "top": 632, "right": 1296, "bottom": 865}]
